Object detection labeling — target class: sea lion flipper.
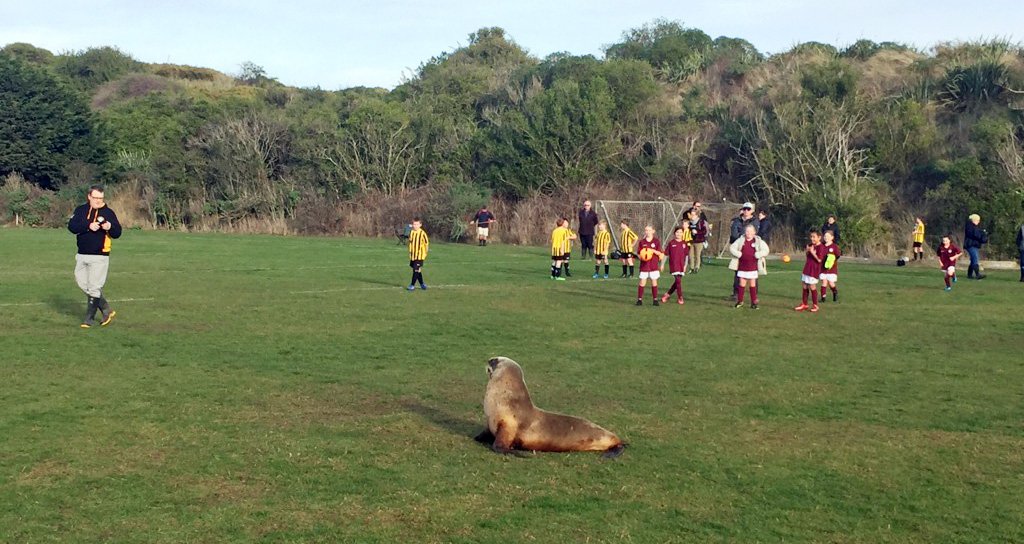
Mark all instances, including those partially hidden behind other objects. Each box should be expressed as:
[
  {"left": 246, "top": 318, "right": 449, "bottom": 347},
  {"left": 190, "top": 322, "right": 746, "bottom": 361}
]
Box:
[
  {"left": 474, "top": 429, "right": 495, "bottom": 444},
  {"left": 601, "top": 444, "right": 626, "bottom": 459}
]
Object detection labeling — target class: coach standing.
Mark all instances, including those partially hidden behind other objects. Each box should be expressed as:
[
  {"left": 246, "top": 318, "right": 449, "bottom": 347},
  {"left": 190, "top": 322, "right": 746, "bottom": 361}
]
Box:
[
  {"left": 577, "top": 200, "right": 599, "bottom": 259},
  {"left": 68, "top": 185, "right": 122, "bottom": 328},
  {"left": 729, "top": 203, "right": 760, "bottom": 299},
  {"left": 963, "top": 213, "right": 988, "bottom": 280}
]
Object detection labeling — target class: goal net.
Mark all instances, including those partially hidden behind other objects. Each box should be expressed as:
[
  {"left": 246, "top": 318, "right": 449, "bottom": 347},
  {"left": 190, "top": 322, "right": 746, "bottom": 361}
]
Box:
[{"left": 597, "top": 200, "right": 744, "bottom": 258}]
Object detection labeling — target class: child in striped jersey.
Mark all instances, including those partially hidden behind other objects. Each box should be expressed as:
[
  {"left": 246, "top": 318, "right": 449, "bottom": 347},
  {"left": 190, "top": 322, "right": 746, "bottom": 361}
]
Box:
[{"left": 593, "top": 221, "right": 612, "bottom": 279}]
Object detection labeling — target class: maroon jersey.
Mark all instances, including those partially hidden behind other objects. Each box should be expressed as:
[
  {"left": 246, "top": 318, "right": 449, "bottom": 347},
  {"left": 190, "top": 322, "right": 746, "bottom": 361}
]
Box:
[
  {"left": 665, "top": 239, "right": 690, "bottom": 273},
  {"left": 637, "top": 237, "right": 662, "bottom": 272},
  {"left": 822, "top": 243, "right": 842, "bottom": 273},
  {"left": 802, "top": 243, "right": 827, "bottom": 277},
  {"left": 737, "top": 238, "right": 758, "bottom": 272},
  {"left": 938, "top": 243, "right": 961, "bottom": 268}
]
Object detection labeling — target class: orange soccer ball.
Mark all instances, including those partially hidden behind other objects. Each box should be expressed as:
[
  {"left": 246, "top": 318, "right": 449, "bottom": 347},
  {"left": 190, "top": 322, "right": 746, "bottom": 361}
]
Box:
[{"left": 782, "top": 254, "right": 791, "bottom": 263}]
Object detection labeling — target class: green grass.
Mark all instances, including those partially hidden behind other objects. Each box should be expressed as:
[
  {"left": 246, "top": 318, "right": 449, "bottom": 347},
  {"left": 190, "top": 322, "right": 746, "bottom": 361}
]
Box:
[{"left": 1, "top": 228, "right": 1022, "bottom": 543}]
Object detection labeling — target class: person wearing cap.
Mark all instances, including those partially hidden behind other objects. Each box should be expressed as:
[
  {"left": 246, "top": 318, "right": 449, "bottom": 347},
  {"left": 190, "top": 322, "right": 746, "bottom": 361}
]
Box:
[
  {"left": 729, "top": 203, "right": 760, "bottom": 299},
  {"left": 963, "top": 213, "right": 988, "bottom": 279},
  {"left": 820, "top": 215, "right": 841, "bottom": 244}
]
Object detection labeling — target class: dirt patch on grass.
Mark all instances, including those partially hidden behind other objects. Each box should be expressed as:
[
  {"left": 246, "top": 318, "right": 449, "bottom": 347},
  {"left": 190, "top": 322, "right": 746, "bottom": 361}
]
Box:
[{"left": 16, "top": 458, "right": 74, "bottom": 486}]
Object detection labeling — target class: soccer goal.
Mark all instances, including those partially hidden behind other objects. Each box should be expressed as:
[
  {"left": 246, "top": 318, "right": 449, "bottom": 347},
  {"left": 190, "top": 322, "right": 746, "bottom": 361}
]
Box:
[{"left": 597, "top": 199, "right": 743, "bottom": 258}]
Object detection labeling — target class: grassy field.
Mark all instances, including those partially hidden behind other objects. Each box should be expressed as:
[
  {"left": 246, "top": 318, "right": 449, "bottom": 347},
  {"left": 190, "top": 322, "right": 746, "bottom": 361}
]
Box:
[{"left": 1, "top": 228, "right": 1022, "bottom": 543}]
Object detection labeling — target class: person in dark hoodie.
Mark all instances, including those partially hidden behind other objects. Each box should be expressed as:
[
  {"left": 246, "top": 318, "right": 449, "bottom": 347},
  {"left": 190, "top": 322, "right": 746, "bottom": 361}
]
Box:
[
  {"left": 67, "top": 185, "right": 122, "bottom": 328},
  {"left": 821, "top": 215, "right": 840, "bottom": 244},
  {"left": 963, "top": 213, "right": 988, "bottom": 280},
  {"left": 1016, "top": 222, "right": 1024, "bottom": 282}
]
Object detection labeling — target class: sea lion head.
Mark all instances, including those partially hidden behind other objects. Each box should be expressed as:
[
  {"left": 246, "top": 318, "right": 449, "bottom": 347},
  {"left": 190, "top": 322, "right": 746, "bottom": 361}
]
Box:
[{"left": 487, "top": 356, "right": 523, "bottom": 381}]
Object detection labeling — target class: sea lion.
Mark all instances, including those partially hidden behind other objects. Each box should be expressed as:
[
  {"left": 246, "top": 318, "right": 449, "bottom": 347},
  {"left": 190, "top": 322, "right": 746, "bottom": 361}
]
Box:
[{"left": 475, "top": 356, "right": 626, "bottom": 458}]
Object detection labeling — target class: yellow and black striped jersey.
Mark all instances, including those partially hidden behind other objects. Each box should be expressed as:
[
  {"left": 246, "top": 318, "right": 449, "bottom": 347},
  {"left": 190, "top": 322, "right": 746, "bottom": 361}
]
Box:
[
  {"left": 620, "top": 227, "right": 638, "bottom": 252},
  {"left": 681, "top": 228, "right": 693, "bottom": 244},
  {"left": 563, "top": 228, "right": 576, "bottom": 254},
  {"left": 551, "top": 226, "right": 570, "bottom": 256},
  {"left": 595, "top": 230, "right": 611, "bottom": 255},
  {"left": 408, "top": 229, "right": 429, "bottom": 260},
  {"left": 913, "top": 222, "right": 925, "bottom": 243}
]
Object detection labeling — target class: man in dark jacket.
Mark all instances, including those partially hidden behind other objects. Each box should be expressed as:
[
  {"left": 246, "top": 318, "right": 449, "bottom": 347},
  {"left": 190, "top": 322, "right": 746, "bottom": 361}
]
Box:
[
  {"left": 963, "top": 213, "right": 988, "bottom": 279},
  {"left": 576, "top": 200, "right": 599, "bottom": 259},
  {"left": 730, "top": 203, "right": 760, "bottom": 298},
  {"left": 757, "top": 209, "right": 772, "bottom": 244},
  {"left": 821, "top": 215, "right": 840, "bottom": 243},
  {"left": 1017, "top": 223, "right": 1024, "bottom": 282},
  {"left": 67, "top": 185, "right": 122, "bottom": 327}
]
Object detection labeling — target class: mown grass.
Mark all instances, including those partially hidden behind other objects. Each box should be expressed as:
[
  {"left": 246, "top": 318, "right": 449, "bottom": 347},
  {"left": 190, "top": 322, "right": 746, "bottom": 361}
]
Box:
[{"left": 1, "top": 228, "right": 1022, "bottom": 543}]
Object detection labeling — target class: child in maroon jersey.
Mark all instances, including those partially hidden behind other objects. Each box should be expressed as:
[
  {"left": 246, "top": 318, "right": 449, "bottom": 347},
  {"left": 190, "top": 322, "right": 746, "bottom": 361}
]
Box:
[
  {"left": 819, "top": 230, "right": 842, "bottom": 303},
  {"left": 661, "top": 226, "right": 690, "bottom": 305},
  {"left": 728, "top": 224, "right": 769, "bottom": 309},
  {"left": 635, "top": 225, "right": 665, "bottom": 306},
  {"left": 795, "top": 229, "right": 826, "bottom": 312},
  {"left": 937, "top": 234, "right": 962, "bottom": 291}
]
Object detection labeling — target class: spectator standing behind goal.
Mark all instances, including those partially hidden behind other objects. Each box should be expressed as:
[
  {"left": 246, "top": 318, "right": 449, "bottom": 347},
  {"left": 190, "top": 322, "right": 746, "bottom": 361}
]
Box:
[
  {"left": 67, "top": 184, "right": 122, "bottom": 328},
  {"left": 757, "top": 209, "right": 773, "bottom": 244},
  {"left": 822, "top": 215, "right": 841, "bottom": 244},
  {"left": 407, "top": 218, "right": 429, "bottom": 291},
  {"left": 729, "top": 203, "right": 760, "bottom": 299},
  {"left": 619, "top": 220, "right": 638, "bottom": 278},
  {"left": 593, "top": 221, "right": 612, "bottom": 279},
  {"left": 470, "top": 205, "right": 495, "bottom": 246},
  {"left": 1016, "top": 222, "right": 1024, "bottom": 282},
  {"left": 577, "top": 200, "right": 599, "bottom": 259},
  {"left": 963, "top": 213, "right": 988, "bottom": 280}
]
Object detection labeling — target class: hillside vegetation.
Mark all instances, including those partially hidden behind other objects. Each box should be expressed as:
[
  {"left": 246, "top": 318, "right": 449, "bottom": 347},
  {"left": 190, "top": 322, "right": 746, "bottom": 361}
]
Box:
[{"left": 2, "top": 21, "right": 1024, "bottom": 255}]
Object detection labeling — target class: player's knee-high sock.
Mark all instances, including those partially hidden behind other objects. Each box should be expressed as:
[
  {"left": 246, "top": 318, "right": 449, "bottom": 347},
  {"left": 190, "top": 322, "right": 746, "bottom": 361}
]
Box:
[
  {"left": 551, "top": 263, "right": 557, "bottom": 277},
  {"left": 652, "top": 285, "right": 658, "bottom": 301},
  {"left": 737, "top": 285, "right": 745, "bottom": 303},
  {"left": 830, "top": 286, "right": 838, "bottom": 300},
  {"left": 811, "top": 288, "right": 818, "bottom": 305},
  {"left": 604, "top": 264, "right": 609, "bottom": 275},
  {"left": 595, "top": 264, "right": 600, "bottom": 275},
  {"left": 750, "top": 285, "right": 758, "bottom": 304},
  {"left": 666, "top": 277, "right": 677, "bottom": 295},
  {"left": 820, "top": 284, "right": 826, "bottom": 298},
  {"left": 636, "top": 285, "right": 644, "bottom": 300},
  {"left": 802, "top": 287, "right": 808, "bottom": 305},
  {"left": 418, "top": 271, "right": 426, "bottom": 286},
  {"left": 622, "top": 264, "right": 627, "bottom": 276},
  {"left": 944, "top": 275, "right": 951, "bottom": 287},
  {"left": 629, "top": 265, "right": 635, "bottom": 276},
  {"left": 676, "top": 277, "right": 684, "bottom": 300}
]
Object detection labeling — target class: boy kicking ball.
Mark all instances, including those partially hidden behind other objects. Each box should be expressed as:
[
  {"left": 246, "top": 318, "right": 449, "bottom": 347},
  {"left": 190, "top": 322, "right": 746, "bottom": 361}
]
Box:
[
  {"left": 937, "top": 234, "right": 962, "bottom": 291},
  {"left": 794, "top": 229, "right": 826, "bottom": 312},
  {"left": 635, "top": 225, "right": 665, "bottom": 306},
  {"left": 819, "top": 230, "right": 842, "bottom": 303}
]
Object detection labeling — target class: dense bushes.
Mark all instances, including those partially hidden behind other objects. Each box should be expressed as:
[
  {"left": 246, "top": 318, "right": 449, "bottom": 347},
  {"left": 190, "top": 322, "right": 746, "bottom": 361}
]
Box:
[{"left": 2, "top": 27, "right": 1024, "bottom": 256}]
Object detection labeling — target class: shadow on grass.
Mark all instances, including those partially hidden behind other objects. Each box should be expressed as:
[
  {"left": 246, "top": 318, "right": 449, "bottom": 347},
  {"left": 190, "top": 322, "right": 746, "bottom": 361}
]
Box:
[
  {"left": 47, "top": 293, "right": 82, "bottom": 320},
  {"left": 400, "top": 398, "right": 485, "bottom": 445}
]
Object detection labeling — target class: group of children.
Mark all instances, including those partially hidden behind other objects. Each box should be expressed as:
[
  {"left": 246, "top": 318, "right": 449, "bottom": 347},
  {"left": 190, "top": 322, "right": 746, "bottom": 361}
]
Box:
[{"left": 408, "top": 213, "right": 963, "bottom": 301}]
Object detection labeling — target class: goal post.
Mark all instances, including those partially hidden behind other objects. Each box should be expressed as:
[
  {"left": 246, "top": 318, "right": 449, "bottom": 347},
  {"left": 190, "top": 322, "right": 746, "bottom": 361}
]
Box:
[{"left": 597, "top": 199, "right": 743, "bottom": 258}]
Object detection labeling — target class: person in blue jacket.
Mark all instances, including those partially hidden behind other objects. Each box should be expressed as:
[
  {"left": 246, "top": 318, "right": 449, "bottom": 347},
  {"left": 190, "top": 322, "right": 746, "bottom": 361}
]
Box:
[{"left": 963, "top": 213, "right": 988, "bottom": 280}]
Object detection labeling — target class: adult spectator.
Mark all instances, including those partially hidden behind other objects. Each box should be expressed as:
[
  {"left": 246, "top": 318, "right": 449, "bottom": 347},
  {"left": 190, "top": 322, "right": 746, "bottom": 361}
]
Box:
[
  {"left": 729, "top": 202, "right": 760, "bottom": 298},
  {"left": 687, "top": 202, "right": 709, "bottom": 273},
  {"left": 821, "top": 215, "right": 841, "bottom": 243},
  {"left": 963, "top": 213, "right": 988, "bottom": 279},
  {"left": 576, "top": 200, "right": 599, "bottom": 259},
  {"left": 1016, "top": 222, "right": 1024, "bottom": 282},
  {"left": 470, "top": 205, "right": 496, "bottom": 246},
  {"left": 67, "top": 184, "right": 122, "bottom": 328},
  {"left": 757, "top": 209, "right": 773, "bottom": 244}
]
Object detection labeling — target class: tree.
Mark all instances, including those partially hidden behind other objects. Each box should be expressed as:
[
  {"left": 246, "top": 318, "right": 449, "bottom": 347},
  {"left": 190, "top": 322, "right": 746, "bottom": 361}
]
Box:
[{"left": 0, "top": 54, "right": 97, "bottom": 189}]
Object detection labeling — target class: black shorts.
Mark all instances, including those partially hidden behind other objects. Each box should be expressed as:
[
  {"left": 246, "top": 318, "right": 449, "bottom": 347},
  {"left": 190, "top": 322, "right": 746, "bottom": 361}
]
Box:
[
  {"left": 595, "top": 254, "right": 606, "bottom": 260},
  {"left": 913, "top": 242, "right": 922, "bottom": 248},
  {"left": 409, "top": 259, "right": 424, "bottom": 269},
  {"left": 551, "top": 254, "right": 569, "bottom": 261},
  {"left": 620, "top": 252, "right": 636, "bottom": 259}
]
